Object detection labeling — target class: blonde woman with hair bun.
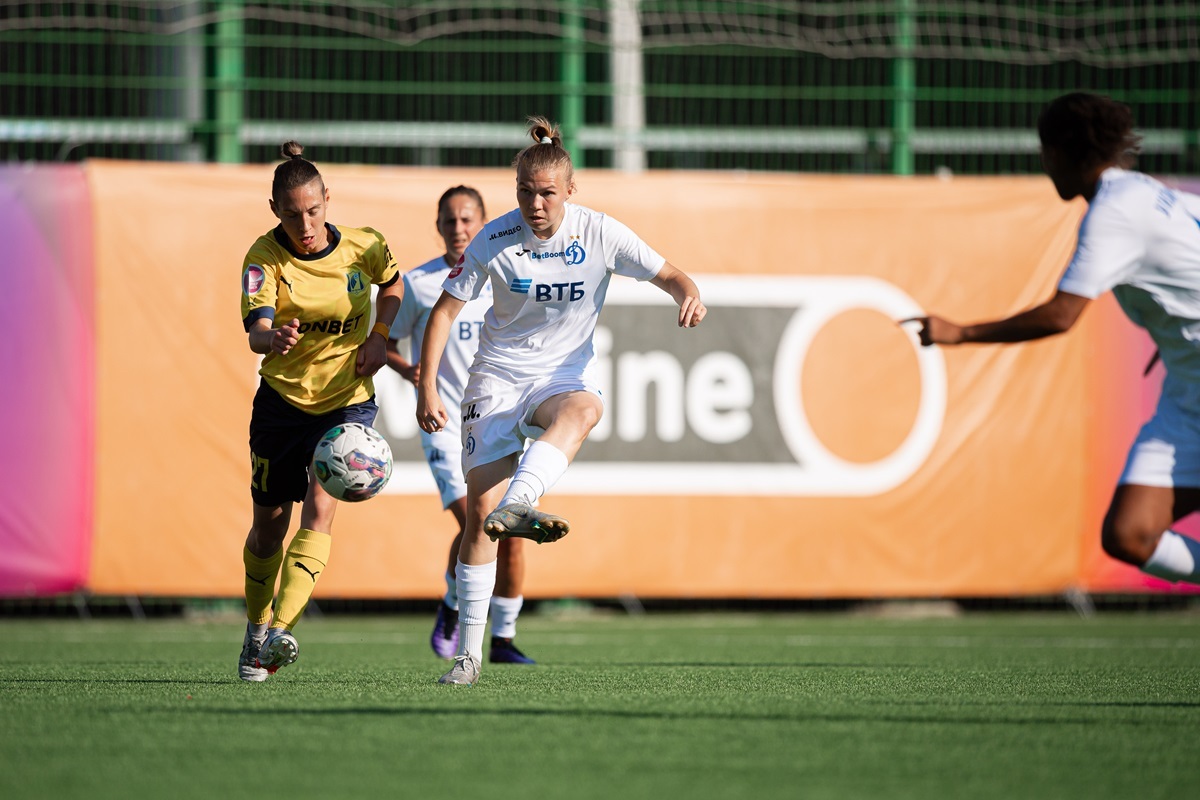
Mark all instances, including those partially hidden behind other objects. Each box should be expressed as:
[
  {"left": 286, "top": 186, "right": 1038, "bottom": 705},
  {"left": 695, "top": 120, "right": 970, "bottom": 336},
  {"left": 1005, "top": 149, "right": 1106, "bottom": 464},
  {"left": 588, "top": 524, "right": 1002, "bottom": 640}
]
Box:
[{"left": 417, "top": 116, "right": 707, "bottom": 686}]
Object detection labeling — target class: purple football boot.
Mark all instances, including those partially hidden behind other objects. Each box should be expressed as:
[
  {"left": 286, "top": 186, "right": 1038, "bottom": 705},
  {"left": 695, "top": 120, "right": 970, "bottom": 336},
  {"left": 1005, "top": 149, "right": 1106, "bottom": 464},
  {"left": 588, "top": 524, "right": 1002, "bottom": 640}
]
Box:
[
  {"left": 489, "top": 636, "right": 536, "bottom": 664},
  {"left": 430, "top": 602, "right": 459, "bottom": 660}
]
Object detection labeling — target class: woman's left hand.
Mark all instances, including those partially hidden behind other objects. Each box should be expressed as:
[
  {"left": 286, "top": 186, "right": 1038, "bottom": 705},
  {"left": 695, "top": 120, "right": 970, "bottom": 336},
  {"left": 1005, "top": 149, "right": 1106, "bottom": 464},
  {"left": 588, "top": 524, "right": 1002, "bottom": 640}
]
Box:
[
  {"left": 355, "top": 332, "right": 388, "bottom": 376},
  {"left": 679, "top": 296, "right": 707, "bottom": 328}
]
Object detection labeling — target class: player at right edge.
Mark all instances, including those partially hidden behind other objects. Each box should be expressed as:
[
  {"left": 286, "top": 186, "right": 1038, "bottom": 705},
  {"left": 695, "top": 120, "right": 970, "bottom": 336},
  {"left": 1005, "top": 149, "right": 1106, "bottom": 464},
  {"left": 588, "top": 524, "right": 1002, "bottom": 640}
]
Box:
[{"left": 908, "top": 92, "right": 1200, "bottom": 589}]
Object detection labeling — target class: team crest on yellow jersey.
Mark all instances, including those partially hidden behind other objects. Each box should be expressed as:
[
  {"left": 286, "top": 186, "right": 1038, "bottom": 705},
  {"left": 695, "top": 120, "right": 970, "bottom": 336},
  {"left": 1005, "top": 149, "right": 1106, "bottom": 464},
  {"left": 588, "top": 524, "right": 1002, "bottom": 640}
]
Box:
[{"left": 347, "top": 270, "right": 367, "bottom": 294}]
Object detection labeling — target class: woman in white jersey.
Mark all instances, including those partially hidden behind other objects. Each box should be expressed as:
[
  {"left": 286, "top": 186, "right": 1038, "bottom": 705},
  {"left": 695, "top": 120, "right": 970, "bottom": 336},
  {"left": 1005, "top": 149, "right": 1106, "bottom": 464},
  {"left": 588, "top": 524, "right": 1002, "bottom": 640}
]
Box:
[
  {"left": 416, "top": 117, "right": 707, "bottom": 685},
  {"left": 909, "top": 92, "right": 1200, "bottom": 588},
  {"left": 386, "top": 185, "right": 535, "bottom": 665}
]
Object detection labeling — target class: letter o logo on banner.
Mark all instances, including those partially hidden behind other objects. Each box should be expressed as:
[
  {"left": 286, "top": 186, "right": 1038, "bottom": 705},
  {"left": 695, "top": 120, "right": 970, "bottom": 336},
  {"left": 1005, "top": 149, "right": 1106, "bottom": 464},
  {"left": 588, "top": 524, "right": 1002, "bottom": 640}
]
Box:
[{"left": 773, "top": 277, "right": 946, "bottom": 495}]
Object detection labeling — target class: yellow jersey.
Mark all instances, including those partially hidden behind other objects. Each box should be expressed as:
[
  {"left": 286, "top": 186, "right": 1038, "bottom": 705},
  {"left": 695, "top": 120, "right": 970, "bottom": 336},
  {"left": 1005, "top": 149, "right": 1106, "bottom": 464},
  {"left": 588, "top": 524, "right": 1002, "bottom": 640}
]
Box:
[{"left": 241, "top": 223, "right": 399, "bottom": 414}]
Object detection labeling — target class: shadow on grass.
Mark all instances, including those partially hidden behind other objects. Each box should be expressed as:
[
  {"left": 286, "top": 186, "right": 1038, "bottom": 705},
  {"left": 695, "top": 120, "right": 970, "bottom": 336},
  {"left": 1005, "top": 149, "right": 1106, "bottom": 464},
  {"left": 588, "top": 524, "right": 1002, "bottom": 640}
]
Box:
[
  {"left": 600, "top": 662, "right": 915, "bottom": 668},
  {"left": 1, "top": 678, "right": 231, "bottom": 686},
  {"left": 169, "top": 702, "right": 1200, "bottom": 727}
]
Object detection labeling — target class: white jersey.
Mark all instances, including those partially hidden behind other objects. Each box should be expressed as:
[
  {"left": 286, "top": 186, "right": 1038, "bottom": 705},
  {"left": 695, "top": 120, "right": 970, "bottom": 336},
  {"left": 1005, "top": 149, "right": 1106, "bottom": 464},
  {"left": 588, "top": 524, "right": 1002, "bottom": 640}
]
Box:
[
  {"left": 443, "top": 204, "right": 666, "bottom": 378},
  {"left": 391, "top": 255, "right": 492, "bottom": 414},
  {"left": 1059, "top": 167, "right": 1200, "bottom": 406}
]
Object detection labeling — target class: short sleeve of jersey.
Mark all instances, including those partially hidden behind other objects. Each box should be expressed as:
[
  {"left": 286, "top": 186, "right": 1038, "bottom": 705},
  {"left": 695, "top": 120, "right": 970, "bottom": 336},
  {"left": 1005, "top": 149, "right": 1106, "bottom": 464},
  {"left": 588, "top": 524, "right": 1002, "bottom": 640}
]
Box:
[
  {"left": 1180, "top": 190, "right": 1200, "bottom": 222},
  {"left": 241, "top": 239, "right": 279, "bottom": 332},
  {"left": 390, "top": 272, "right": 420, "bottom": 340},
  {"left": 442, "top": 248, "right": 488, "bottom": 302},
  {"left": 360, "top": 227, "right": 400, "bottom": 287},
  {"left": 603, "top": 214, "right": 666, "bottom": 280},
  {"left": 1058, "top": 200, "right": 1146, "bottom": 299}
]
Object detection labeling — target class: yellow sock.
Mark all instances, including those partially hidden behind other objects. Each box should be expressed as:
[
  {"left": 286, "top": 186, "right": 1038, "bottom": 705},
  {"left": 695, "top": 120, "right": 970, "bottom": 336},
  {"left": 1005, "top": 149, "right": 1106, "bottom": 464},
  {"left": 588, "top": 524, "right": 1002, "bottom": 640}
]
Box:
[
  {"left": 243, "top": 546, "right": 283, "bottom": 625},
  {"left": 272, "top": 529, "right": 331, "bottom": 630}
]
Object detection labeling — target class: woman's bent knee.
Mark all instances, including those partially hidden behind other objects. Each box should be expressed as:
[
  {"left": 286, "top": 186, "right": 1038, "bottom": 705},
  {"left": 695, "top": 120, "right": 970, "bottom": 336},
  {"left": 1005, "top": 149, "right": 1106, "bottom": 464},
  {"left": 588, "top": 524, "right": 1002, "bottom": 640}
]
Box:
[{"left": 1101, "top": 521, "right": 1160, "bottom": 565}]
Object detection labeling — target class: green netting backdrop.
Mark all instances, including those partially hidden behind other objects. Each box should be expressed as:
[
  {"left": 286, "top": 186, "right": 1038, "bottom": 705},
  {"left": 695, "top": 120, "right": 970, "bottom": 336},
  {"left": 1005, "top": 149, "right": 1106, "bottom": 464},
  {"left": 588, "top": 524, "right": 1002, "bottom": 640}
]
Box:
[{"left": 1, "top": 1, "right": 1198, "bottom": 174}]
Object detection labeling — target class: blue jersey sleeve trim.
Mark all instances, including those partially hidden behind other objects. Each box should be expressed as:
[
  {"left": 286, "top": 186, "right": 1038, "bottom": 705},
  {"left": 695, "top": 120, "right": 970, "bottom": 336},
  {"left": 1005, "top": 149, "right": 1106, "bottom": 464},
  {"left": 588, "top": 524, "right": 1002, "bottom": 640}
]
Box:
[{"left": 243, "top": 306, "right": 276, "bottom": 332}]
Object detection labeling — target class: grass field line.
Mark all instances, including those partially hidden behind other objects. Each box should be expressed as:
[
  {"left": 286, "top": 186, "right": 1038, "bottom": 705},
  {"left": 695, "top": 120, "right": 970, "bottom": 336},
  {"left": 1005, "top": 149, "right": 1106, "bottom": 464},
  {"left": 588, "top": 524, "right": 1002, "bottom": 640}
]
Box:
[
  {"left": 780, "top": 634, "right": 1200, "bottom": 649},
  {"left": 2, "top": 628, "right": 1198, "bottom": 650}
]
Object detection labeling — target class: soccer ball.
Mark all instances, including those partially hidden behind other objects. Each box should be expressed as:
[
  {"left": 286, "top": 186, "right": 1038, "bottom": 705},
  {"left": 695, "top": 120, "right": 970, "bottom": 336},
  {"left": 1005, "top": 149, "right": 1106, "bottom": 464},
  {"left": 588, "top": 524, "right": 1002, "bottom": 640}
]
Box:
[{"left": 311, "top": 423, "right": 393, "bottom": 502}]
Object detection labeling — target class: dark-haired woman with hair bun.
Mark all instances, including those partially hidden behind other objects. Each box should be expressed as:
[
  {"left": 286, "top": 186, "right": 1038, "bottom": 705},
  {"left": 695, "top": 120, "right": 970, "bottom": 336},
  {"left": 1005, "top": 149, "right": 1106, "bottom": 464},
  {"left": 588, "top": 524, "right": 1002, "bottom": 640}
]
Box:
[
  {"left": 385, "top": 185, "right": 537, "bottom": 666},
  {"left": 907, "top": 92, "right": 1200, "bottom": 589},
  {"left": 416, "top": 116, "right": 707, "bottom": 686},
  {"left": 236, "top": 141, "right": 402, "bottom": 681}
]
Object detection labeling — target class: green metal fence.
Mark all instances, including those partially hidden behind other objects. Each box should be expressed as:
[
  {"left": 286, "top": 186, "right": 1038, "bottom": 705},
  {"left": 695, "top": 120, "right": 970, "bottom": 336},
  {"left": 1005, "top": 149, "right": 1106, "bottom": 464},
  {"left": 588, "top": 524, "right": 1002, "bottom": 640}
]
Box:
[{"left": 2, "top": 1, "right": 1198, "bottom": 174}]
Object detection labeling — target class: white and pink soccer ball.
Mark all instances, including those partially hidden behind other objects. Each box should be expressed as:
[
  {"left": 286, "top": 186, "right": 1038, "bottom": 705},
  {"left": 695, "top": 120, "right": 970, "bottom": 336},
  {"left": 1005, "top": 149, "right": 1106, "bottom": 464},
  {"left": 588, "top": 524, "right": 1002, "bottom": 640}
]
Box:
[{"left": 311, "top": 422, "right": 393, "bottom": 502}]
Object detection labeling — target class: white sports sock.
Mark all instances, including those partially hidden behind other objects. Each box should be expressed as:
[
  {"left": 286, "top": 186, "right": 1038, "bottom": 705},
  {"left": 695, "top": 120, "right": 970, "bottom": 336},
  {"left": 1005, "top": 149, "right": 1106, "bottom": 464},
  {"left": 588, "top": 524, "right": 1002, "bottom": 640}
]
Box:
[
  {"left": 1142, "top": 530, "right": 1200, "bottom": 583},
  {"left": 500, "top": 441, "right": 569, "bottom": 507},
  {"left": 454, "top": 559, "right": 496, "bottom": 660},
  {"left": 490, "top": 595, "right": 524, "bottom": 639},
  {"left": 442, "top": 569, "right": 458, "bottom": 610},
  {"left": 248, "top": 621, "right": 268, "bottom": 638}
]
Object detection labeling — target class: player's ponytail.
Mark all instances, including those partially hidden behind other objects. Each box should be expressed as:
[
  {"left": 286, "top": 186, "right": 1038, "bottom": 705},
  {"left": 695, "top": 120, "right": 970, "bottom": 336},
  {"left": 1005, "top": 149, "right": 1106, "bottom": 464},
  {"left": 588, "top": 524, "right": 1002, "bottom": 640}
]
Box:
[
  {"left": 272, "top": 140, "right": 325, "bottom": 201},
  {"left": 512, "top": 116, "right": 574, "bottom": 187}
]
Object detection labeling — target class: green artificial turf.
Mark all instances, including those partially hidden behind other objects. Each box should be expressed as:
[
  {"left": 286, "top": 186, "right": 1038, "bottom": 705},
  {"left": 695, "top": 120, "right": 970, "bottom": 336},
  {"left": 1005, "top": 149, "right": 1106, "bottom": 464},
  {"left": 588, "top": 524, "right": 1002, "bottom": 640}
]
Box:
[{"left": 1, "top": 611, "right": 1198, "bottom": 799}]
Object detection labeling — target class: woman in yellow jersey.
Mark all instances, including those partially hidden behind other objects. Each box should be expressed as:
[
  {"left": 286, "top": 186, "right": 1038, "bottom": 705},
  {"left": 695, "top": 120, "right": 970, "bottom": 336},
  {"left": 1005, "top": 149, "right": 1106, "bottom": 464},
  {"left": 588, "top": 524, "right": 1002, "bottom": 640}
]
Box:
[{"left": 237, "top": 141, "right": 402, "bottom": 681}]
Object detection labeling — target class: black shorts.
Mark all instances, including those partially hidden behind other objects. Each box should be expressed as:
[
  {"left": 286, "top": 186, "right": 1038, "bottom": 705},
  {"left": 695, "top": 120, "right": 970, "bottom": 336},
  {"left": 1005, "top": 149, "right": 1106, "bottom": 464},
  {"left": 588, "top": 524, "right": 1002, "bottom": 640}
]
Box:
[{"left": 248, "top": 380, "right": 379, "bottom": 506}]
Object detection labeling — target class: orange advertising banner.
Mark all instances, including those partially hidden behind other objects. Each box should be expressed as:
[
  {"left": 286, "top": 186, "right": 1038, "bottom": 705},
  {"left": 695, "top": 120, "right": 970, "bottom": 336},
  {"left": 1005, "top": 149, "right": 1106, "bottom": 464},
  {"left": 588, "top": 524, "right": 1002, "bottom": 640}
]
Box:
[{"left": 86, "top": 161, "right": 1156, "bottom": 598}]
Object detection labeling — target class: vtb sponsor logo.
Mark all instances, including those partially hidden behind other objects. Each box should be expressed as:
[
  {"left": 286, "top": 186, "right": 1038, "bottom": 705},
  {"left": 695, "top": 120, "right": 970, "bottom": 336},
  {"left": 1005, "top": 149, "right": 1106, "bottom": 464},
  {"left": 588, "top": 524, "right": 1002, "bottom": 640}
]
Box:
[
  {"left": 372, "top": 276, "right": 945, "bottom": 497},
  {"left": 508, "top": 278, "right": 586, "bottom": 302}
]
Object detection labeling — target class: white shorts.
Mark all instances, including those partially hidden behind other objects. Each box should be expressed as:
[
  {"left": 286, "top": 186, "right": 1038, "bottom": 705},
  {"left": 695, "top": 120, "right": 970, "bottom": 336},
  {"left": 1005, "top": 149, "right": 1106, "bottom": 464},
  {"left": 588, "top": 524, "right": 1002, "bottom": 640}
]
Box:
[
  {"left": 460, "top": 363, "right": 603, "bottom": 474},
  {"left": 1120, "top": 391, "right": 1200, "bottom": 489},
  {"left": 421, "top": 425, "right": 467, "bottom": 509}
]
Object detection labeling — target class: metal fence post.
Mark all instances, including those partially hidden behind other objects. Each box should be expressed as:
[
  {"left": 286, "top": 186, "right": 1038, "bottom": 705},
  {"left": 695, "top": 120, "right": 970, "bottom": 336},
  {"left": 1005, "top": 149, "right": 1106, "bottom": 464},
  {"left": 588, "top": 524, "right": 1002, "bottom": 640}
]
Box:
[
  {"left": 214, "top": 0, "right": 244, "bottom": 163},
  {"left": 892, "top": 0, "right": 916, "bottom": 176},
  {"left": 561, "top": 0, "right": 585, "bottom": 166}
]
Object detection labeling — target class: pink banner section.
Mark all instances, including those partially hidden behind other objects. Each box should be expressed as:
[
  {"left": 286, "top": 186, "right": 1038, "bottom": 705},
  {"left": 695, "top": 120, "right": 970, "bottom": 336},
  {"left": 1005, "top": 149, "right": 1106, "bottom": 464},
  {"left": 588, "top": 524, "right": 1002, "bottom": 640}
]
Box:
[{"left": 0, "top": 165, "right": 94, "bottom": 595}]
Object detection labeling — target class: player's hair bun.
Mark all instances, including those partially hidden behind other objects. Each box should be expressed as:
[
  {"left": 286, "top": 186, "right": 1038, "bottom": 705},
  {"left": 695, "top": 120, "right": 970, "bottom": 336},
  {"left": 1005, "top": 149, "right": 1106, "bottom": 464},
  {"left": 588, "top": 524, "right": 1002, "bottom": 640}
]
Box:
[
  {"left": 280, "top": 141, "right": 305, "bottom": 160},
  {"left": 272, "top": 141, "right": 322, "bottom": 200},
  {"left": 527, "top": 117, "right": 561, "bottom": 147}
]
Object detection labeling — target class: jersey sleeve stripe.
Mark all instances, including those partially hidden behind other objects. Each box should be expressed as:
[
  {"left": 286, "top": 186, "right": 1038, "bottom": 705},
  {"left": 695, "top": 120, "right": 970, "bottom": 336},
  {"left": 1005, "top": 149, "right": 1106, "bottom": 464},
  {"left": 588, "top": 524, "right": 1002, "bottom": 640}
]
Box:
[{"left": 242, "top": 306, "right": 276, "bottom": 332}]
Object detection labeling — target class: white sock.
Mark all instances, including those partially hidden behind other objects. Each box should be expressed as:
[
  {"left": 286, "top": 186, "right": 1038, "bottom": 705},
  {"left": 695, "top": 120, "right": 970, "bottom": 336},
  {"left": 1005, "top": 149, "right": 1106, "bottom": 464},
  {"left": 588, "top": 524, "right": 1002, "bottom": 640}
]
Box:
[
  {"left": 490, "top": 595, "right": 524, "bottom": 639},
  {"left": 454, "top": 559, "right": 496, "bottom": 660},
  {"left": 248, "top": 621, "right": 268, "bottom": 638},
  {"left": 500, "top": 441, "right": 569, "bottom": 507},
  {"left": 1142, "top": 530, "right": 1200, "bottom": 583},
  {"left": 442, "top": 569, "right": 458, "bottom": 610}
]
